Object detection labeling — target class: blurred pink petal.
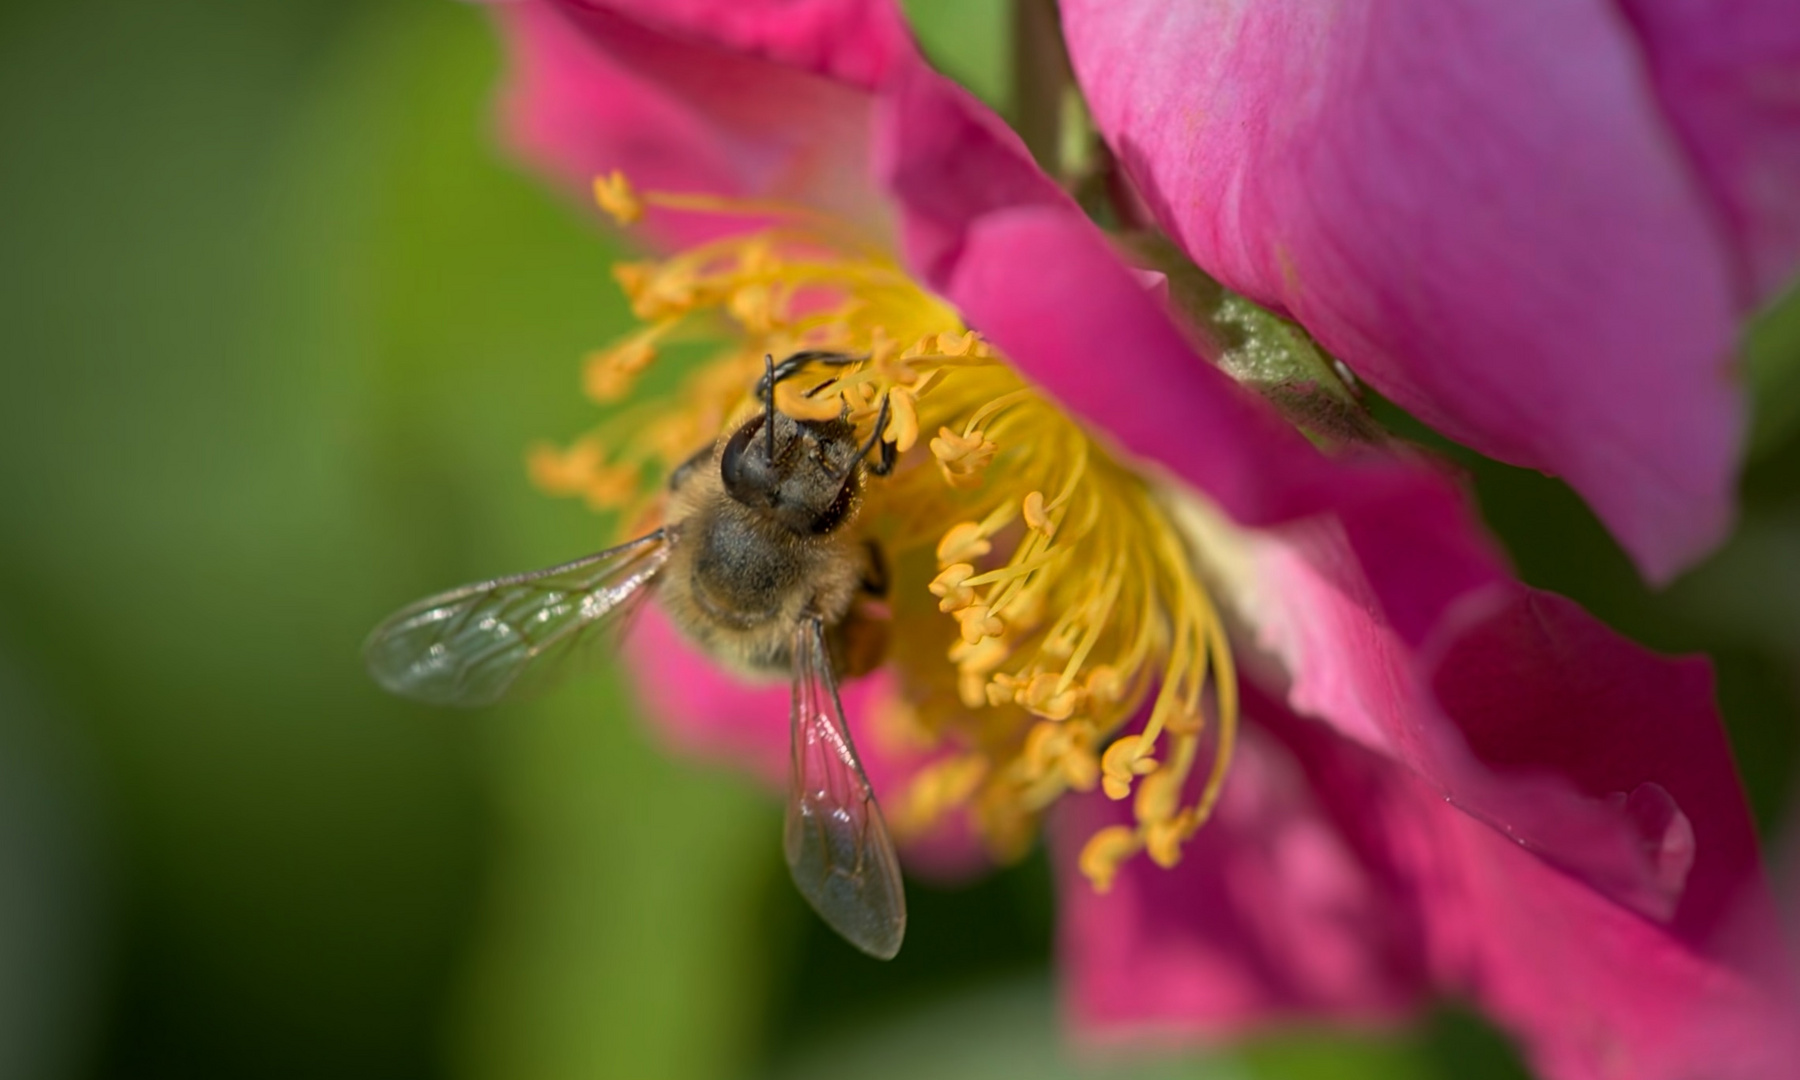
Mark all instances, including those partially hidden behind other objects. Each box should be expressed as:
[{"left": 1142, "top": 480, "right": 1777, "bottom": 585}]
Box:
[
  {"left": 496, "top": 0, "right": 901, "bottom": 246},
  {"left": 1059, "top": 0, "right": 1800, "bottom": 580},
  {"left": 626, "top": 605, "right": 790, "bottom": 782},
  {"left": 1616, "top": 0, "right": 1800, "bottom": 302}
]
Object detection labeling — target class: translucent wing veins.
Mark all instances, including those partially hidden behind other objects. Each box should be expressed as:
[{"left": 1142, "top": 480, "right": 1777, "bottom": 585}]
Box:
[
  {"left": 783, "top": 616, "right": 907, "bottom": 959},
  {"left": 364, "top": 530, "right": 671, "bottom": 707}
]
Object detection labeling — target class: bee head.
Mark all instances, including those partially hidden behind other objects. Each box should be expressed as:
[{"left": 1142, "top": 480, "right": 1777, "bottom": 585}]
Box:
[{"left": 719, "top": 410, "right": 860, "bottom": 536}]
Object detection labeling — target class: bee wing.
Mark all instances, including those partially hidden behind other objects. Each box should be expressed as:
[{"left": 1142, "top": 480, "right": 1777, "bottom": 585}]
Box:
[
  {"left": 783, "top": 616, "right": 907, "bottom": 959},
  {"left": 364, "top": 530, "right": 672, "bottom": 707}
]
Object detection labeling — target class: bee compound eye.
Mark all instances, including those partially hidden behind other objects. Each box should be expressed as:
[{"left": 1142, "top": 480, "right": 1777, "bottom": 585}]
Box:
[{"left": 720, "top": 415, "right": 770, "bottom": 506}]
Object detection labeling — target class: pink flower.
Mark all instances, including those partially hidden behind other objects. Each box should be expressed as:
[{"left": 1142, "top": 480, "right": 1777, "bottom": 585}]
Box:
[
  {"left": 488, "top": 1, "right": 1796, "bottom": 1076},
  {"left": 1058, "top": 0, "right": 1800, "bottom": 582}
]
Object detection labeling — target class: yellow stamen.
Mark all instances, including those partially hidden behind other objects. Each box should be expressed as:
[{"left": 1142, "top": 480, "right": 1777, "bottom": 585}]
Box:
[
  {"left": 937, "top": 521, "right": 993, "bottom": 564},
  {"left": 541, "top": 173, "right": 1241, "bottom": 893},
  {"left": 957, "top": 605, "right": 1004, "bottom": 646},
  {"left": 527, "top": 438, "right": 640, "bottom": 510},
  {"left": 1078, "top": 825, "right": 1143, "bottom": 893},
  {"left": 887, "top": 386, "right": 920, "bottom": 452},
  {"left": 593, "top": 170, "right": 643, "bottom": 225},
  {"left": 930, "top": 425, "right": 998, "bottom": 477},
  {"left": 1100, "top": 734, "right": 1158, "bottom": 800},
  {"left": 583, "top": 323, "right": 669, "bottom": 403},
  {"left": 928, "top": 563, "right": 978, "bottom": 613},
  {"left": 891, "top": 755, "right": 988, "bottom": 839}
]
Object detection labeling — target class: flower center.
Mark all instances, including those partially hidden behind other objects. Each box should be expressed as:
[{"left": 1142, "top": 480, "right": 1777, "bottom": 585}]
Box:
[{"left": 535, "top": 172, "right": 1238, "bottom": 890}]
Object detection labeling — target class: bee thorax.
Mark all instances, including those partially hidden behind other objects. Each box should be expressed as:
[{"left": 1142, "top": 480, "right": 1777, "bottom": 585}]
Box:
[
  {"left": 661, "top": 498, "right": 866, "bottom": 676},
  {"left": 691, "top": 513, "right": 804, "bottom": 626}
]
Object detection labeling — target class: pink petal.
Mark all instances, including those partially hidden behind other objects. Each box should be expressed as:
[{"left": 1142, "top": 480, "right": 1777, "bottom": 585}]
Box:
[
  {"left": 562, "top": 0, "right": 915, "bottom": 90},
  {"left": 1058, "top": 0, "right": 1786, "bottom": 579},
  {"left": 1616, "top": 0, "right": 1800, "bottom": 303},
  {"left": 1057, "top": 695, "right": 1799, "bottom": 1080},
  {"left": 1057, "top": 726, "right": 1426, "bottom": 1037},
  {"left": 1427, "top": 590, "right": 1769, "bottom": 944},
  {"left": 495, "top": 0, "right": 906, "bottom": 246},
  {"left": 875, "top": 67, "right": 1465, "bottom": 531},
  {"left": 625, "top": 605, "right": 790, "bottom": 782},
  {"left": 1236, "top": 492, "right": 1780, "bottom": 950}
]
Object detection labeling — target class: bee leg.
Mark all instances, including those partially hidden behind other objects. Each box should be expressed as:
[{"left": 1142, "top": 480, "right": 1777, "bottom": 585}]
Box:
[
  {"left": 756, "top": 350, "right": 867, "bottom": 396},
  {"left": 837, "top": 393, "right": 895, "bottom": 483},
  {"left": 835, "top": 608, "right": 890, "bottom": 678},
  {"left": 860, "top": 540, "right": 889, "bottom": 598},
  {"left": 867, "top": 433, "right": 897, "bottom": 477}
]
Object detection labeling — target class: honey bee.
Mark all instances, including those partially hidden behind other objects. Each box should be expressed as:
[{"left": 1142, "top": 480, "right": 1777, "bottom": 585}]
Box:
[{"left": 363, "top": 352, "right": 907, "bottom": 959}]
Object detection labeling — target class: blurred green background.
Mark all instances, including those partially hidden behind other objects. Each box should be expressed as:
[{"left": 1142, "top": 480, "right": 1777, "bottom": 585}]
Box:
[{"left": 1, "top": 1, "right": 1794, "bottom": 1078}]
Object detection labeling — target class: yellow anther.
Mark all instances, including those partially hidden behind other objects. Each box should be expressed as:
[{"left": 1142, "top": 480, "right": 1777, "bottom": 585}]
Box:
[
  {"left": 985, "top": 670, "right": 1027, "bottom": 709},
  {"left": 736, "top": 237, "right": 777, "bottom": 276},
  {"left": 1144, "top": 816, "right": 1186, "bottom": 869},
  {"left": 583, "top": 336, "right": 657, "bottom": 402},
  {"left": 929, "top": 563, "right": 978, "bottom": 613},
  {"left": 949, "top": 635, "right": 1010, "bottom": 675},
  {"left": 1078, "top": 825, "right": 1143, "bottom": 893},
  {"left": 1085, "top": 665, "right": 1127, "bottom": 705},
  {"left": 873, "top": 334, "right": 919, "bottom": 385},
  {"left": 936, "top": 329, "right": 980, "bottom": 356},
  {"left": 583, "top": 466, "right": 640, "bottom": 509},
  {"left": 893, "top": 755, "right": 988, "bottom": 836},
  {"left": 1023, "top": 720, "right": 1071, "bottom": 776},
  {"left": 631, "top": 272, "right": 697, "bottom": 321},
  {"left": 1100, "top": 735, "right": 1158, "bottom": 800},
  {"left": 844, "top": 381, "right": 880, "bottom": 417},
  {"left": 1020, "top": 671, "right": 1084, "bottom": 720},
  {"left": 866, "top": 326, "right": 900, "bottom": 368},
  {"left": 886, "top": 387, "right": 920, "bottom": 453},
  {"left": 727, "top": 283, "right": 778, "bottom": 334},
  {"left": 1061, "top": 743, "right": 1100, "bottom": 792},
  {"left": 937, "top": 522, "right": 992, "bottom": 564},
  {"left": 1133, "top": 764, "right": 1183, "bottom": 828},
  {"left": 1022, "top": 490, "right": 1056, "bottom": 537},
  {"left": 528, "top": 440, "right": 639, "bottom": 509},
  {"left": 958, "top": 669, "right": 991, "bottom": 709},
  {"left": 773, "top": 380, "right": 845, "bottom": 422},
  {"left": 593, "top": 170, "right": 643, "bottom": 225},
  {"left": 527, "top": 439, "right": 602, "bottom": 497},
  {"left": 930, "top": 426, "right": 998, "bottom": 475},
  {"left": 1030, "top": 718, "right": 1099, "bottom": 791},
  {"left": 957, "top": 605, "right": 1004, "bottom": 645},
  {"left": 612, "top": 261, "right": 654, "bottom": 300},
  {"left": 642, "top": 415, "right": 705, "bottom": 462}
]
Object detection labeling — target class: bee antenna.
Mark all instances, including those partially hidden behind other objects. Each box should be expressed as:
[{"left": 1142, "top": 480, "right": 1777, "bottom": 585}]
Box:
[{"left": 763, "top": 353, "right": 777, "bottom": 462}]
